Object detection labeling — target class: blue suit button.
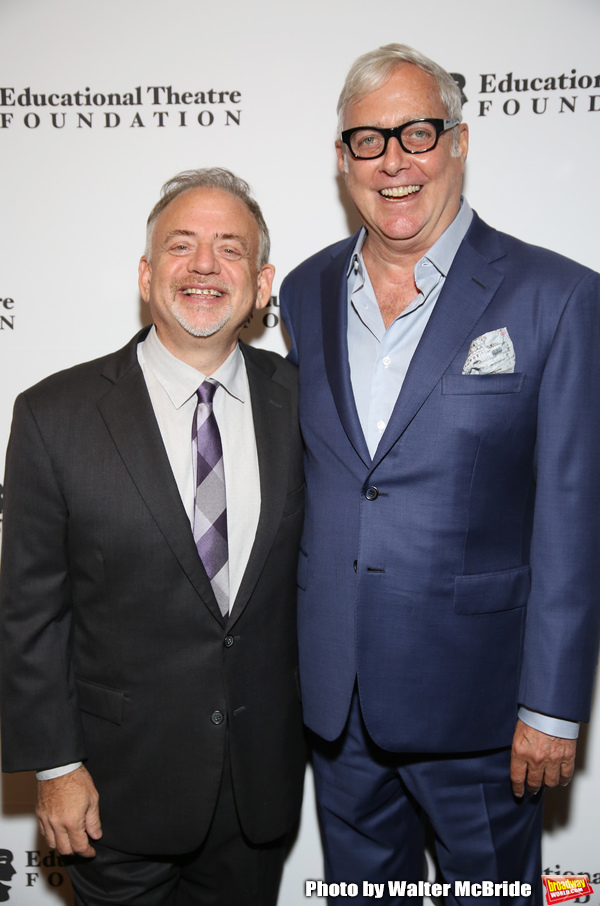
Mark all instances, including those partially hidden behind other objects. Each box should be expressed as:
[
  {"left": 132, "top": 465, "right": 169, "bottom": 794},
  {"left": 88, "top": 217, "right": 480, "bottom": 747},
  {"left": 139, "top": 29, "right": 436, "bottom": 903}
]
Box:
[
  {"left": 365, "top": 487, "right": 379, "bottom": 500},
  {"left": 211, "top": 710, "right": 225, "bottom": 725}
]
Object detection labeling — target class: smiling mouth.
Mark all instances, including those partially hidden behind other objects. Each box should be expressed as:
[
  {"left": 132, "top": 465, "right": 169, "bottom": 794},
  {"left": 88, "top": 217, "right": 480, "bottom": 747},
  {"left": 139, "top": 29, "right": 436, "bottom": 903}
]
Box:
[
  {"left": 180, "top": 288, "right": 224, "bottom": 297},
  {"left": 380, "top": 185, "right": 421, "bottom": 198}
]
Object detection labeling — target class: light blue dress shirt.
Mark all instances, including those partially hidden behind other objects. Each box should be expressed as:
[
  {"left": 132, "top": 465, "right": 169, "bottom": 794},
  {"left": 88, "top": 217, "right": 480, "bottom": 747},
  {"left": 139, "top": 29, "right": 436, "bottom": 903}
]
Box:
[{"left": 348, "top": 200, "right": 473, "bottom": 459}]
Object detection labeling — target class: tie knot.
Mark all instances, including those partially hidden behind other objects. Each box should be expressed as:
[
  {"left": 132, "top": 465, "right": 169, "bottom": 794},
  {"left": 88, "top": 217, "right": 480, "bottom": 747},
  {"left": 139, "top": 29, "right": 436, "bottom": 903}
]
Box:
[{"left": 197, "top": 380, "right": 218, "bottom": 407}]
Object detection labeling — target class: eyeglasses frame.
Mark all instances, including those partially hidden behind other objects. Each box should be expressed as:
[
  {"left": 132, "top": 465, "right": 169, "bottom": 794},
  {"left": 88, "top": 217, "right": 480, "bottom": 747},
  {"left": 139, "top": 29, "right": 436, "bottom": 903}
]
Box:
[{"left": 340, "top": 118, "right": 461, "bottom": 160}]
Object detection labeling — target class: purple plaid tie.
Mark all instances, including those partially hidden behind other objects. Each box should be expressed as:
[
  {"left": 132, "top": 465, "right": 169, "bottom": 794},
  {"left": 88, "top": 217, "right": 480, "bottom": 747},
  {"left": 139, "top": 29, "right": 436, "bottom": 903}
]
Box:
[{"left": 192, "top": 380, "right": 229, "bottom": 615}]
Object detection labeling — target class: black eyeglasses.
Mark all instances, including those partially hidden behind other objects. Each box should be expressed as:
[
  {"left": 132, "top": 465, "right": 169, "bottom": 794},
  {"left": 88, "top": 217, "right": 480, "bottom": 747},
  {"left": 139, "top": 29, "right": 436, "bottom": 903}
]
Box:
[{"left": 341, "top": 118, "right": 460, "bottom": 160}]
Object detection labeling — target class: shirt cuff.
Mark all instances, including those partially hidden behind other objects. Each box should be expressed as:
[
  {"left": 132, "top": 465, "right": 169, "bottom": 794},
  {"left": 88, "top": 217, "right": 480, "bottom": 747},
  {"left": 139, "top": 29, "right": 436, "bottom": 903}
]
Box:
[
  {"left": 518, "top": 707, "right": 579, "bottom": 739},
  {"left": 36, "top": 762, "right": 83, "bottom": 781}
]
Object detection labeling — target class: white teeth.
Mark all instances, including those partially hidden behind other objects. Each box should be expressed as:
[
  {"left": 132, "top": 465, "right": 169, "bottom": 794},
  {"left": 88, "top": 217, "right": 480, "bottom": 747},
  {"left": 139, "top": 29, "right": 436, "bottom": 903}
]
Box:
[
  {"left": 380, "top": 185, "right": 421, "bottom": 197},
  {"left": 181, "top": 288, "right": 222, "bottom": 296}
]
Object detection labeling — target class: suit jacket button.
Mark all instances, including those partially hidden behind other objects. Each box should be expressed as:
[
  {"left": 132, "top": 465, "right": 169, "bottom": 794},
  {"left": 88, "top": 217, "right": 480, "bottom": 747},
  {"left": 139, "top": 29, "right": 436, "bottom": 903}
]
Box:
[
  {"left": 224, "top": 635, "right": 234, "bottom": 648},
  {"left": 365, "top": 486, "right": 379, "bottom": 500},
  {"left": 211, "top": 710, "right": 225, "bottom": 725}
]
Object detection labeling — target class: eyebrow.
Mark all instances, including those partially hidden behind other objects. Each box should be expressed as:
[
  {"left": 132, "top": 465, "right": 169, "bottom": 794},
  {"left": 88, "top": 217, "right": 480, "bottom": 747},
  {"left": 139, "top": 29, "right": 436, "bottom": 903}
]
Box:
[
  {"left": 218, "top": 232, "right": 250, "bottom": 254},
  {"left": 162, "top": 230, "right": 250, "bottom": 254},
  {"left": 162, "top": 230, "right": 196, "bottom": 246},
  {"left": 354, "top": 116, "right": 435, "bottom": 129}
]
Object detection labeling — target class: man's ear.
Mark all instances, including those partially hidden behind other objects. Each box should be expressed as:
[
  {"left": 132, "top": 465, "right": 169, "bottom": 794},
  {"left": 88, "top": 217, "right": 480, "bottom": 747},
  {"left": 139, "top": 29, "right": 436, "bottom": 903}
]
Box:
[
  {"left": 335, "top": 140, "right": 347, "bottom": 175},
  {"left": 138, "top": 256, "right": 152, "bottom": 303},
  {"left": 255, "top": 264, "right": 275, "bottom": 311},
  {"left": 457, "top": 123, "right": 469, "bottom": 166}
]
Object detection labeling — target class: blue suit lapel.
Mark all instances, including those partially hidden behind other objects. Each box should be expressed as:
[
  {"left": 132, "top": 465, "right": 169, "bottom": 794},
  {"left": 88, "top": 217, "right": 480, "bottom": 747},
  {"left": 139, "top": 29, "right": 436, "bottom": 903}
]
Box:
[
  {"left": 370, "top": 219, "right": 507, "bottom": 470},
  {"left": 321, "top": 236, "right": 372, "bottom": 467}
]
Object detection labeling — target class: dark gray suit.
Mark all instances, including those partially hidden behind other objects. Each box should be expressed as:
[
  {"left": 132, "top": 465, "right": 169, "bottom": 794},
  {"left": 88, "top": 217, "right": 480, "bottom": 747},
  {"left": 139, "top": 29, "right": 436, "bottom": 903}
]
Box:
[{"left": 0, "top": 328, "right": 306, "bottom": 855}]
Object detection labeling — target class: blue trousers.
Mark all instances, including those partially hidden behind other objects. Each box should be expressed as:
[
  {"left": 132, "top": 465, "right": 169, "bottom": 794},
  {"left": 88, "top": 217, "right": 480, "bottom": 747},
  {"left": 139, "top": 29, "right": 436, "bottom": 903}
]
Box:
[{"left": 310, "top": 689, "right": 544, "bottom": 906}]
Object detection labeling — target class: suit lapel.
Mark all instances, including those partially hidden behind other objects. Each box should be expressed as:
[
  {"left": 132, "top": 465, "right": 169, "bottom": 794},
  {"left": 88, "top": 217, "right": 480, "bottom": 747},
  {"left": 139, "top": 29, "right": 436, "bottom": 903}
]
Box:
[
  {"left": 321, "top": 237, "right": 372, "bottom": 467},
  {"left": 371, "top": 223, "right": 506, "bottom": 469},
  {"left": 228, "top": 345, "right": 292, "bottom": 623},
  {"left": 97, "top": 332, "right": 225, "bottom": 625}
]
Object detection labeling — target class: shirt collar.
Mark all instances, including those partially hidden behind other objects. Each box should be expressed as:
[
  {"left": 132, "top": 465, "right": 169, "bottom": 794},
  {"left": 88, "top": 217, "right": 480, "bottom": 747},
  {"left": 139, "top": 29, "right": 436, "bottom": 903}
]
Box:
[
  {"left": 347, "top": 227, "right": 368, "bottom": 282},
  {"left": 140, "top": 325, "right": 247, "bottom": 409},
  {"left": 347, "top": 196, "right": 473, "bottom": 282},
  {"left": 423, "top": 197, "right": 473, "bottom": 276}
]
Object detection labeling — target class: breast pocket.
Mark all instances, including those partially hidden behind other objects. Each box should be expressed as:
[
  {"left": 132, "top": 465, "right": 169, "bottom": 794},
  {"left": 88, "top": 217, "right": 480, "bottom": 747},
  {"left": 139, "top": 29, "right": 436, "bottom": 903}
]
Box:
[{"left": 442, "top": 373, "right": 526, "bottom": 395}]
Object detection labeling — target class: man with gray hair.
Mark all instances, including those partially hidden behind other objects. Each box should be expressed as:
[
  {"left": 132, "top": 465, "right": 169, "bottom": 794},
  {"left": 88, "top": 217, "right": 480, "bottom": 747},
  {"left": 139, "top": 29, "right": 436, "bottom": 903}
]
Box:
[
  {"left": 280, "top": 44, "right": 600, "bottom": 903},
  {"left": 1, "top": 168, "right": 306, "bottom": 905}
]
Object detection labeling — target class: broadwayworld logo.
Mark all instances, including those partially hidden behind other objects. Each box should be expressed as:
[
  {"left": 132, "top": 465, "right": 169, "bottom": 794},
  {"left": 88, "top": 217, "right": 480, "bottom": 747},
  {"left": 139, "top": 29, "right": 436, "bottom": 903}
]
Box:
[
  {"left": 542, "top": 876, "right": 595, "bottom": 905},
  {"left": 0, "top": 85, "right": 242, "bottom": 131}
]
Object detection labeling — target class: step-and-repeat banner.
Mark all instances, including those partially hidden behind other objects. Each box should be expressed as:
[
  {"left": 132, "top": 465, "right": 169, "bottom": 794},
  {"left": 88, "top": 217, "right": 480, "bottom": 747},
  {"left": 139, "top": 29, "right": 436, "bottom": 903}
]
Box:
[{"left": 1, "top": 0, "right": 599, "bottom": 902}]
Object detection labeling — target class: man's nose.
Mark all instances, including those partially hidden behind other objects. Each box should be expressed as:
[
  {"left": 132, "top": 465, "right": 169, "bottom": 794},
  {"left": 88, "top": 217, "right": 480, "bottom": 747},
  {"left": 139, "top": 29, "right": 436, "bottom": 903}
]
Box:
[
  {"left": 380, "top": 135, "right": 410, "bottom": 173},
  {"left": 188, "top": 243, "right": 220, "bottom": 274}
]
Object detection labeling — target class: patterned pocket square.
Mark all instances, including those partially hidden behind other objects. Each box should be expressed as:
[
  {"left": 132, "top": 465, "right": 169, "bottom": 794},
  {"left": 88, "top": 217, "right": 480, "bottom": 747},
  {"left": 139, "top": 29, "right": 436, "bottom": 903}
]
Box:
[{"left": 462, "top": 328, "right": 515, "bottom": 375}]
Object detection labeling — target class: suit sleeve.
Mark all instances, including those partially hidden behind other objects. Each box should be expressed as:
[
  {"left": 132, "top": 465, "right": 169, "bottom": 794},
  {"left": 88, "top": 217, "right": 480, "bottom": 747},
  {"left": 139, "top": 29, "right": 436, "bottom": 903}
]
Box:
[
  {"left": 519, "top": 269, "right": 600, "bottom": 722},
  {"left": 0, "top": 392, "right": 86, "bottom": 772}
]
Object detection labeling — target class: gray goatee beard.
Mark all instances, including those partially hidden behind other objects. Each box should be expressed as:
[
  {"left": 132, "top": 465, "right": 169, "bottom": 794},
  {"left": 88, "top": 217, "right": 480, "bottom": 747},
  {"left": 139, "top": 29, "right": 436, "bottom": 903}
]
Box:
[{"left": 171, "top": 291, "right": 232, "bottom": 338}]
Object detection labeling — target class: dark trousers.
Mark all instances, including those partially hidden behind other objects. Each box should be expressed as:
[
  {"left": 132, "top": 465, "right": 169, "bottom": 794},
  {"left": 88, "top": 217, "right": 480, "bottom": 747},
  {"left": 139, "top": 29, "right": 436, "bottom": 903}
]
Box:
[
  {"left": 66, "top": 756, "right": 287, "bottom": 906},
  {"left": 311, "top": 689, "right": 544, "bottom": 906}
]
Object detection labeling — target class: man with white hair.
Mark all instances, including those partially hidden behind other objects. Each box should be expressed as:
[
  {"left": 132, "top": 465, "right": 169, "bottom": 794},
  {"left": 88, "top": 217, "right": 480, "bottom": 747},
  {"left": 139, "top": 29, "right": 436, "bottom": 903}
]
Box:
[{"left": 281, "top": 44, "right": 600, "bottom": 904}]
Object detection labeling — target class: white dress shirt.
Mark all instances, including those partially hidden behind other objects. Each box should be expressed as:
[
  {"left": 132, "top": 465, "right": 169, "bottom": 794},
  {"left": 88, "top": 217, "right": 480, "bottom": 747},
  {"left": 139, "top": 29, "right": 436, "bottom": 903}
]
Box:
[{"left": 138, "top": 326, "right": 261, "bottom": 606}]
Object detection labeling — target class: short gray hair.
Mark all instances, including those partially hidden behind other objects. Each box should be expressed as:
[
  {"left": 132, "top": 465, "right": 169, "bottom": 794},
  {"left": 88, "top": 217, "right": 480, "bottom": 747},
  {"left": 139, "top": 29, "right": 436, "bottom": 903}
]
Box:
[
  {"left": 337, "top": 44, "right": 463, "bottom": 153},
  {"left": 144, "top": 167, "right": 270, "bottom": 267}
]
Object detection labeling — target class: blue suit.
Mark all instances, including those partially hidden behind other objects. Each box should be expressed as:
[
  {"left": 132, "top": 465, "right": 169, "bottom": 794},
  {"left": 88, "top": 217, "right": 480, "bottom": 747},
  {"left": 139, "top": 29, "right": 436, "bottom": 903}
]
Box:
[{"left": 280, "top": 212, "right": 600, "bottom": 899}]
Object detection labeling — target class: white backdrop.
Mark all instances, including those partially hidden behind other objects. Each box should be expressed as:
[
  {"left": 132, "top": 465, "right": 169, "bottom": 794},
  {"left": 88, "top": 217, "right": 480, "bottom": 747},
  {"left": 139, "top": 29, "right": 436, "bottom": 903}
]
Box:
[{"left": 1, "top": 0, "right": 599, "bottom": 902}]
